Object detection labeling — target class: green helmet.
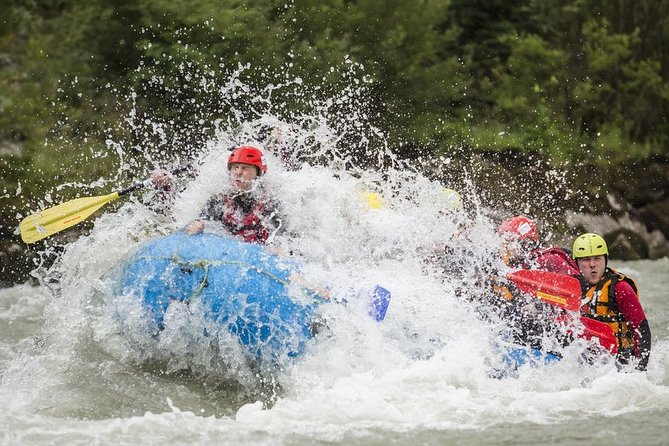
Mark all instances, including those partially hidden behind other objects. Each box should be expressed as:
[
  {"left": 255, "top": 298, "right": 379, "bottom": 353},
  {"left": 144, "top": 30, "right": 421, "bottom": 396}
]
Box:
[
  {"left": 572, "top": 233, "right": 608, "bottom": 259},
  {"left": 360, "top": 191, "right": 383, "bottom": 210},
  {"left": 441, "top": 188, "right": 463, "bottom": 209}
]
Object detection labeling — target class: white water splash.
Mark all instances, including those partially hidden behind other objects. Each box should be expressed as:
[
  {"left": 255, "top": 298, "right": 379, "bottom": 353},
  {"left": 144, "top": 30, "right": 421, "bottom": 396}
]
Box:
[{"left": 2, "top": 56, "right": 669, "bottom": 446}]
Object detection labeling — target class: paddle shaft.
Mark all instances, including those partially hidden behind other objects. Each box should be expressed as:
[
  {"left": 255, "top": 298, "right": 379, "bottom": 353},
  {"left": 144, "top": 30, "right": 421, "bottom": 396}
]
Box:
[
  {"left": 118, "top": 165, "right": 191, "bottom": 196},
  {"left": 20, "top": 165, "right": 191, "bottom": 243}
]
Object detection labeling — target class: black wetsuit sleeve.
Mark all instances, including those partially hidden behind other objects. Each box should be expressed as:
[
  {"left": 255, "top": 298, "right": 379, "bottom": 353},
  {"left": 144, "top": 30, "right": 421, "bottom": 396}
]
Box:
[
  {"left": 200, "top": 194, "right": 225, "bottom": 221},
  {"left": 260, "top": 199, "right": 284, "bottom": 236},
  {"left": 636, "top": 319, "right": 651, "bottom": 371}
]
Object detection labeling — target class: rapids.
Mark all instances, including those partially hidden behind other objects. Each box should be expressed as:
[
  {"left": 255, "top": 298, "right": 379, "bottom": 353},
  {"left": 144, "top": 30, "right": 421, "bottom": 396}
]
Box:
[{"left": 2, "top": 65, "right": 668, "bottom": 446}]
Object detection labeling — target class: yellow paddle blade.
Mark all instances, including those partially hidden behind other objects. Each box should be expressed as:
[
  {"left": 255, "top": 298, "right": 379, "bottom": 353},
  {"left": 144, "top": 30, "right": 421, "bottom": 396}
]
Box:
[{"left": 20, "top": 192, "right": 120, "bottom": 244}]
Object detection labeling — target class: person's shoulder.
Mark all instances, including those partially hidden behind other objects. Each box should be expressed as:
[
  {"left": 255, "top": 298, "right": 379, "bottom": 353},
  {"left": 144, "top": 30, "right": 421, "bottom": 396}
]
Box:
[
  {"left": 533, "top": 246, "right": 576, "bottom": 265},
  {"left": 538, "top": 246, "right": 571, "bottom": 257},
  {"left": 204, "top": 192, "right": 232, "bottom": 210},
  {"left": 255, "top": 190, "right": 279, "bottom": 207},
  {"left": 209, "top": 191, "right": 231, "bottom": 201},
  {"left": 614, "top": 278, "right": 637, "bottom": 296}
]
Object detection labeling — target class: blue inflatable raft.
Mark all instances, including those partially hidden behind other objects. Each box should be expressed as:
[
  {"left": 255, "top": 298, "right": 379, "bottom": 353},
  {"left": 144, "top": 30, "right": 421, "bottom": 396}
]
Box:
[
  {"left": 117, "top": 232, "right": 320, "bottom": 363},
  {"left": 502, "top": 346, "right": 561, "bottom": 369}
]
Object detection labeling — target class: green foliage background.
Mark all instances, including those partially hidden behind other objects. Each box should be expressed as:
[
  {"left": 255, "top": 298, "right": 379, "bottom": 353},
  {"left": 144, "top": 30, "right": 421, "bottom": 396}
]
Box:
[{"left": 2, "top": 0, "right": 669, "bottom": 243}]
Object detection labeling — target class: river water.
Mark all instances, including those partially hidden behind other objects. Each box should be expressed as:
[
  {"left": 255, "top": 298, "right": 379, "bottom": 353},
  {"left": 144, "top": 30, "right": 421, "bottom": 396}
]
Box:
[
  {"left": 1, "top": 162, "right": 668, "bottom": 445},
  {"left": 3, "top": 65, "right": 669, "bottom": 445}
]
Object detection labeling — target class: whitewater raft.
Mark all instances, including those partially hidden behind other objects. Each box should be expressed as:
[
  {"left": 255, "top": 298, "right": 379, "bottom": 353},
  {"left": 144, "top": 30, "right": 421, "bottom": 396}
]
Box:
[
  {"left": 115, "top": 232, "right": 610, "bottom": 373},
  {"left": 117, "top": 232, "right": 321, "bottom": 362}
]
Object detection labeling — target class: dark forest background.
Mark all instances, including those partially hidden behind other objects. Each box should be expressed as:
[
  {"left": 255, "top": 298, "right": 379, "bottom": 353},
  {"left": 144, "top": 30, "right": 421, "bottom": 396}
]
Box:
[{"left": 2, "top": 0, "right": 669, "bottom": 282}]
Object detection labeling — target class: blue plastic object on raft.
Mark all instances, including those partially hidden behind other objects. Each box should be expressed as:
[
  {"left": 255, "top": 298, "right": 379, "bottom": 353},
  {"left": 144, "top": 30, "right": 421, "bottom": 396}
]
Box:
[
  {"left": 368, "top": 285, "right": 391, "bottom": 322},
  {"left": 117, "top": 232, "right": 319, "bottom": 361},
  {"left": 502, "top": 346, "right": 562, "bottom": 370}
]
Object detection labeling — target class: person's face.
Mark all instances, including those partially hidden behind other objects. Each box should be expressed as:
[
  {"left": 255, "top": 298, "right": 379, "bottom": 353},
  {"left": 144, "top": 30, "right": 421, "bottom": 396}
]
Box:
[
  {"left": 502, "top": 237, "right": 533, "bottom": 265},
  {"left": 229, "top": 163, "right": 258, "bottom": 191},
  {"left": 576, "top": 255, "right": 607, "bottom": 285},
  {"left": 505, "top": 238, "right": 524, "bottom": 258}
]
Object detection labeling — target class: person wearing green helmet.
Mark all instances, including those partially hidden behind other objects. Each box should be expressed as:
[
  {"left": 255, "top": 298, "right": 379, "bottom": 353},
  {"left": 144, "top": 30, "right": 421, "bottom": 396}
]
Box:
[
  {"left": 573, "top": 233, "right": 651, "bottom": 371},
  {"left": 441, "top": 188, "right": 464, "bottom": 211}
]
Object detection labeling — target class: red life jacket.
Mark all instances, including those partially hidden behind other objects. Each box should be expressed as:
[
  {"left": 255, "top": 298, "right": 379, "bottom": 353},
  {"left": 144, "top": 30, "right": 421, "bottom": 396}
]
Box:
[{"left": 205, "top": 193, "right": 275, "bottom": 244}]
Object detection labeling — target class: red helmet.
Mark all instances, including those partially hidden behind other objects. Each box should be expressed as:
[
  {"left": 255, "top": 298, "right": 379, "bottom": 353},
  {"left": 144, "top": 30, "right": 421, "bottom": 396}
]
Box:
[
  {"left": 227, "top": 146, "right": 267, "bottom": 175},
  {"left": 497, "top": 215, "right": 538, "bottom": 241}
]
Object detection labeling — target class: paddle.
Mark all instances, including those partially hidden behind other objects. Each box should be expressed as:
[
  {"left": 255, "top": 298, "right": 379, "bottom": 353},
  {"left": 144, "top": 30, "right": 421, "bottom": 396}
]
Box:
[
  {"left": 20, "top": 166, "right": 189, "bottom": 244},
  {"left": 507, "top": 269, "right": 581, "bottom": 311},
  {"left": 308, "top": 284, "right": 392, "bottom": 322},
  {"left": 367, "top": 285, "right": 392, "bottom": 322},
  {"left": 577, "top": 316, "right": 618, "bottom": 354},
  {"left": 506, "top": 269, "right": 617, "bottom": 352}
]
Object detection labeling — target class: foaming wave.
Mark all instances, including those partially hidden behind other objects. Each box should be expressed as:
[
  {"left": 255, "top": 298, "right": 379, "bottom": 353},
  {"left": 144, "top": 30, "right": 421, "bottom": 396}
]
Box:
[{"left": 8, "top": 52, "right": 668, "bottom": 431}]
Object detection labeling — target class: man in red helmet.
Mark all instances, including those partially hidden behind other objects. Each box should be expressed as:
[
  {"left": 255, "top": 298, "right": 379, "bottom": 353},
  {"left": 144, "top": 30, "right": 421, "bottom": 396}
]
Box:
[
  {"left": 498, "top": 215, "right": 578, "bottom": 275},
  {"left": 492, "top": 216, "right": 579, "bottom": 351},
  {"left": 186, "top": 146, "right": 282, "bottom": 244},
  {"left": 152, "top": 146, "right": 282, "bottom": 244}
]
